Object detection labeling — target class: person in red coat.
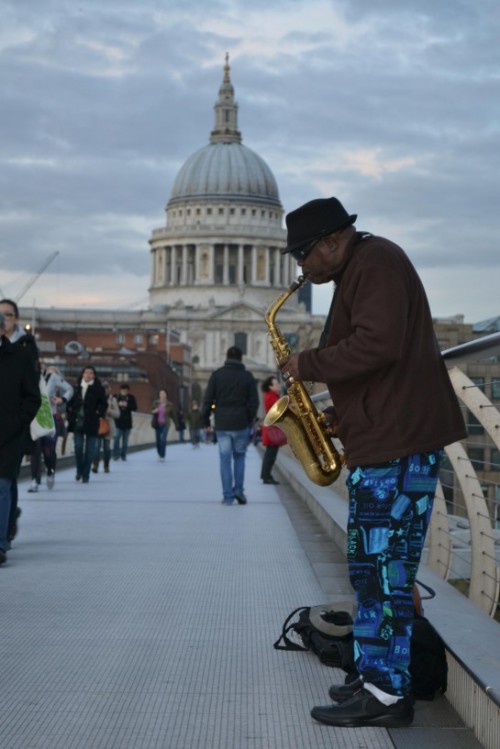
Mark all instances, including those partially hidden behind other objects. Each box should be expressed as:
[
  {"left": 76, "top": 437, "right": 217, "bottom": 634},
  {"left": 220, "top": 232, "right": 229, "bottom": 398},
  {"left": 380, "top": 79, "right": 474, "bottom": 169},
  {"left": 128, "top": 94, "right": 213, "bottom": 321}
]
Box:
[{"left": 260, "top": 376, "right": 283, "bottom": 485}]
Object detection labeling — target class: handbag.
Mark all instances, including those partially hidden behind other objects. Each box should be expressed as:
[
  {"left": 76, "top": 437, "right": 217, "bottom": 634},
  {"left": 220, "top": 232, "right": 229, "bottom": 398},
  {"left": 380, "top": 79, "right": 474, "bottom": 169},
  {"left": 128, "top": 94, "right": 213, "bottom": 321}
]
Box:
[
  {"left": 30, "top": 376, "right": 56, "bottom": 440},
  {"left": 266, "top": 424, "right": 287, "bottom": 447},
  {"left": 98, "top": 417, "right": 110, "bottom": 437}
]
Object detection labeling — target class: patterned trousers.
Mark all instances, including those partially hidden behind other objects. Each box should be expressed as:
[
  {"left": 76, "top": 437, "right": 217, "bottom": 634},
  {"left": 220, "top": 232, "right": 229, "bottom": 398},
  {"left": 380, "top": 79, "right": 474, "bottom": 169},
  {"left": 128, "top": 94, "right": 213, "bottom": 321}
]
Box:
[{"left": 346, "top": 450, "right": 442, "bottom": 696}]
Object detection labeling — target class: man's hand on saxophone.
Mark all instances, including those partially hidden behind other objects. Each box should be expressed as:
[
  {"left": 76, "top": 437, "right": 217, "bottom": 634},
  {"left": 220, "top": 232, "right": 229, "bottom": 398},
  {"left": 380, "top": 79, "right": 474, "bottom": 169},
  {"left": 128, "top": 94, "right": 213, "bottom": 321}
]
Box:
[
  {"left": 322, "top": 406, "right": 339, "bottom": 438},
  {"left": 279, "top": 353, "right": 300, "bottom": 384}
]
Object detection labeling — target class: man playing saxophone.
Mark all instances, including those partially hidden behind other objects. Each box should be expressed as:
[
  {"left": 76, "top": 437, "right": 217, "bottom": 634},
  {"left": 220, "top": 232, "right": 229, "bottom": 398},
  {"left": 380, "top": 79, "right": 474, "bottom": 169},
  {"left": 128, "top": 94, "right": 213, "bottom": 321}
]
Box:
[{"left": 278, "top": 196, "right": 466, "bottom": 729}]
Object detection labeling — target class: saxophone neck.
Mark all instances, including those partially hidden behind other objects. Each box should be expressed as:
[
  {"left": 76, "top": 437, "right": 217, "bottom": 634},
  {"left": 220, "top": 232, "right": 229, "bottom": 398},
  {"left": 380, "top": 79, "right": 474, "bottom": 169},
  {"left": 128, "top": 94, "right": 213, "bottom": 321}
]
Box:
[{"left": 265, "top": 275, "right": 308, "bottom": 327}]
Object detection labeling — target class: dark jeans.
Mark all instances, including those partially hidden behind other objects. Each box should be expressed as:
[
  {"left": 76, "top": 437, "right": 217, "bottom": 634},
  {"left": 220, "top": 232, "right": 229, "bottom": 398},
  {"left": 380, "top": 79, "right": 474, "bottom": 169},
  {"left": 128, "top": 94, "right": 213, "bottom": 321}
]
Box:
[
  {"left": 8, "top": 453, "right": 24, "bottom": 538},
  {"left": 113, "top": 428, "right": 130, "bottom": 460},
  {"left": 155, "top": 425, "right": 168, "bottom": 458},
  {"left": 0, "top": 477, "right": 13, "bottom": 551},
  {"left": 74, "top": 433, "right": 99, "bottom": 482},
  {"left": 95, "top": 437, "right": 111, "bottom": 466},
  {"left": 191, "top": 428, "right": 202, "bottom": 446},
  {"left": 261, "top": 445, "right": 279, "bottom": 481}
]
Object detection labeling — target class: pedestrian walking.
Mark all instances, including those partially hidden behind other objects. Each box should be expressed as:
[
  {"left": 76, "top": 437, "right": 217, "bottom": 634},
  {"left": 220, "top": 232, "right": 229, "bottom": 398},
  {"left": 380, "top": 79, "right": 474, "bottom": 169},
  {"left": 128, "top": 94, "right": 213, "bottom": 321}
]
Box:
[
  {"left": 202, "top": 346, "right": 258, "bottom": 505},
  {"left": 113, "top": 384, "right": 137, "bottom": 461},
  {"left": 188, "top": 400, "right": 203, "bottom": 448},
  {"left": 66, "top": 366, "right": 107, "bottom": 483},
  {"left": 28, "top": 365, "right": 73, "bottom": 492},
  {"left": 151, "top": 389, "right": 177, "bottom": 461},
  {"left": 92, "top": 381, "right": 120, "bottom": 473}
]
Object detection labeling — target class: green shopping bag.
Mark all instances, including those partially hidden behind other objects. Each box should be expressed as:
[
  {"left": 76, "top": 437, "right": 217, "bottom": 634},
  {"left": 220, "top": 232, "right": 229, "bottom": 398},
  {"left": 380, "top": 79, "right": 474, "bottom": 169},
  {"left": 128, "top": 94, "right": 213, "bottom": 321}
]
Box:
[{"left": 30, "top": 376, "right": 56, "bottom": 440}]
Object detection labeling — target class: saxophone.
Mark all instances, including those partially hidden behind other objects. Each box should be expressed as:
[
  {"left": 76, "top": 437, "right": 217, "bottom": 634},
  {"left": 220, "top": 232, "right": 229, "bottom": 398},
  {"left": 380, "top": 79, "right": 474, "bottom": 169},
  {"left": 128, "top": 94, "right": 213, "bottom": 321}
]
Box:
[{"left": 264, "top": 275, "right": 344, "bottom": 486}]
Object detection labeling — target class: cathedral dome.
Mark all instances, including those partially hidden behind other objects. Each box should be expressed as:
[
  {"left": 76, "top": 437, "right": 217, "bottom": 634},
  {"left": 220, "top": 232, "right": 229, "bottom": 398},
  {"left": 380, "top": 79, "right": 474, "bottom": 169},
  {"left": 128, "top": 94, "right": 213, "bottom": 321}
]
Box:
[
  {"left": 169, "top": 142, "right": 281, "bottom": 206},
  {"left": 168, "top": 54, "right": 282, "bottom": 210}
]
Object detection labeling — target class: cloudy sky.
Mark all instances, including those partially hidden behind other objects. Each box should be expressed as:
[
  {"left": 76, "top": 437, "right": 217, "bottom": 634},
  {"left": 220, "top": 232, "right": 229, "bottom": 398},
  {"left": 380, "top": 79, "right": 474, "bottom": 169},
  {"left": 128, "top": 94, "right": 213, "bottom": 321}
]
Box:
[{"left": 1, "top": 0, "right": 499, "bottom": 323}]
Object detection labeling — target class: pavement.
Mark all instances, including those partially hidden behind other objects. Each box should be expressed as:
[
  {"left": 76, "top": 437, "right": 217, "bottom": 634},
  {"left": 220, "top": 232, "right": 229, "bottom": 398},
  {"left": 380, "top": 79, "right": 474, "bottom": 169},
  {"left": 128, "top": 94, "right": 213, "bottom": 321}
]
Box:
[{"left": 0, "top": 443, "right": 483, "bottom": 749}]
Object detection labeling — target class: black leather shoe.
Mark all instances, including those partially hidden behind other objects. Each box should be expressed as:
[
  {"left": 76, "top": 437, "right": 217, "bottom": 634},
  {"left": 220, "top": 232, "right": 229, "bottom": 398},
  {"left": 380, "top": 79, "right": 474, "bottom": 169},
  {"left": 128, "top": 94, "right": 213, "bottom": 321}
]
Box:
[
  {"left": 311, "top": 689, "right": 414, "bottom": 728},
  {"left": 328, "top": 675, "right": 364, "bottom": 702},
  {"left": 233, "top": 492, "right": 247, "bottom": 505},
  {"left": 0, "top": 549, "right": 7, "bottom": 565}
]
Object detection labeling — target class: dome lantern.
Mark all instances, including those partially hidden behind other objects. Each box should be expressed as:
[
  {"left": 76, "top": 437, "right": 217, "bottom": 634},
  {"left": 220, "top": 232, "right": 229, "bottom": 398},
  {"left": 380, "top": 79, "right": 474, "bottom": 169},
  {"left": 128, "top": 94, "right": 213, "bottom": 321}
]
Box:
[
  {"left": 168, "top": 57, "right": 282, "bottom": 207},
  {"left": 210, "top": 53, "right": 242, "bottom": 145}
]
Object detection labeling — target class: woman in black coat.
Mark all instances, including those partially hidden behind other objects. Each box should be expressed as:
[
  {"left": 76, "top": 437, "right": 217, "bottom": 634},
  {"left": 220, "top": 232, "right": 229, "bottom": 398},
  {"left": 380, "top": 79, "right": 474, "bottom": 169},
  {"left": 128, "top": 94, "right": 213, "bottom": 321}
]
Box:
[
  {"left": 66, "top": 366, "right": 107, "bottom": 483},
  {"left": 0, "top": 313, "right": 40, "bottom": 561}
]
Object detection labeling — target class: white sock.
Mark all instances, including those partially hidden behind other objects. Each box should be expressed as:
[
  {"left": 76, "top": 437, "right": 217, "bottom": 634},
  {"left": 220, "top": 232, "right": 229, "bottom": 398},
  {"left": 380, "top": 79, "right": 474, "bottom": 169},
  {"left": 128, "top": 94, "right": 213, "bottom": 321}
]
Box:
[{"left": 363, "top": 682, "right": 403, "bottom": 706}]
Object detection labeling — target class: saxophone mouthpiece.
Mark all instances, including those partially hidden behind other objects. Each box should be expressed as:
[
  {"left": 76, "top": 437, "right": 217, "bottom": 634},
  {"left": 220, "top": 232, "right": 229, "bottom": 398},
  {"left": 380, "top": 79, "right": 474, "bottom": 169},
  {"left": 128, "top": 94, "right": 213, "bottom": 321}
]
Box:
[{"left": 291, "top": 274, "right": 308, "bottom": 291}]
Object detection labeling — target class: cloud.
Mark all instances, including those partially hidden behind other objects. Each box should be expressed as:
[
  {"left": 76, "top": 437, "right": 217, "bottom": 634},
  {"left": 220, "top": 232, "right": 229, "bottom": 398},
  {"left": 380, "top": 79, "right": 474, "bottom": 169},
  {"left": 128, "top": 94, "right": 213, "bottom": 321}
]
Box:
[{"left": 0, "top": 0, "right": 498, "bottom": 323}]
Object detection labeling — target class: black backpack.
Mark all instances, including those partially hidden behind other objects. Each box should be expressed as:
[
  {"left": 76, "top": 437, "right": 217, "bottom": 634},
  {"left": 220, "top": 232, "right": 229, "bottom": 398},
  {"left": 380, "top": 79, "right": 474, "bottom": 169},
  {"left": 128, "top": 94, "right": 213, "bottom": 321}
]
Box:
[
  {"left": 273, "top": 602, "right": 357, "bottom": 672},
  {"left": 410, "top": 614, "right": 448, "bottom": 700},
  {"left": 274, "top": 599, "right": 447, "bottom": 700}
]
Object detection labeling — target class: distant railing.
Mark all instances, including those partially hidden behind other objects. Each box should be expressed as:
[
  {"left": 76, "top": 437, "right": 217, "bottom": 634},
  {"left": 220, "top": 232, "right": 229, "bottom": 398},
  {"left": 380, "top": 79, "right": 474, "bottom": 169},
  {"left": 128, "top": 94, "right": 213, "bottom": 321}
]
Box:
[{"left": 54, "top": 413, "right": 168, "bottom": 463}]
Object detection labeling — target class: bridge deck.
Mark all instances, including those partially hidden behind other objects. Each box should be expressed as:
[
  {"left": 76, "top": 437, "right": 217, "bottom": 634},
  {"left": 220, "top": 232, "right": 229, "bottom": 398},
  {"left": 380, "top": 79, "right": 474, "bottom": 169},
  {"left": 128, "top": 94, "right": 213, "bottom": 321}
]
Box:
[{"left": 1, "top": 444, "right": 482, "bottom": 748}]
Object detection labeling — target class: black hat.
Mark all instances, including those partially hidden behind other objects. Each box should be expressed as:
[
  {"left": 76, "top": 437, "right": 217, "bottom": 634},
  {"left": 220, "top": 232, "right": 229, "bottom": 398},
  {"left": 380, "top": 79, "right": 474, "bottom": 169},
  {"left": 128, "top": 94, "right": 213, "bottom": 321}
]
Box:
[{"left": 283, "top": 197, "right": 357, "bottom": 255}]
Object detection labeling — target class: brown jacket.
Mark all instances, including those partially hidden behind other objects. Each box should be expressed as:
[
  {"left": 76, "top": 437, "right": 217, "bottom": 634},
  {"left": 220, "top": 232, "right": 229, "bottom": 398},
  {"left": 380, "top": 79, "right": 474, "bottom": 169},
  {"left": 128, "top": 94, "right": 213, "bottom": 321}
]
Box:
[{"left": 298, "top": 233, "right": 467, "bottom": 467}]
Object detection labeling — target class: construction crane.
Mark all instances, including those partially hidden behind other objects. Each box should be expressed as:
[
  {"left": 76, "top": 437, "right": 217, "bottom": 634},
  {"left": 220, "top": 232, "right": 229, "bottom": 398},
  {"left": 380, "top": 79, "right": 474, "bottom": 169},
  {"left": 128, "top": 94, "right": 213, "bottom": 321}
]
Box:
[{"left": 15, "top": 251, "right": 59, "bottom": 303}]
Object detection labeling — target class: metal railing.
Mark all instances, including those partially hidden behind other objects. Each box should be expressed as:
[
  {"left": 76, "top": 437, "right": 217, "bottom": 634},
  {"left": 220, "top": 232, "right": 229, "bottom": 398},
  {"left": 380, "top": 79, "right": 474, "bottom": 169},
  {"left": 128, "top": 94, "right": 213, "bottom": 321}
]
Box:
[{"left": 429, "top": 367, "right": 500, "bottom": 616}]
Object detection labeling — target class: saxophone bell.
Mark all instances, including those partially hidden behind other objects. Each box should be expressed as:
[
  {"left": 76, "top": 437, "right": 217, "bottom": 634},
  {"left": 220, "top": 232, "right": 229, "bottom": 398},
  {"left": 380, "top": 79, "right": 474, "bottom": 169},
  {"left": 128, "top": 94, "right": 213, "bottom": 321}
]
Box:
[{"left": 264, "top": 395, "right": 342, "bottom": 486}]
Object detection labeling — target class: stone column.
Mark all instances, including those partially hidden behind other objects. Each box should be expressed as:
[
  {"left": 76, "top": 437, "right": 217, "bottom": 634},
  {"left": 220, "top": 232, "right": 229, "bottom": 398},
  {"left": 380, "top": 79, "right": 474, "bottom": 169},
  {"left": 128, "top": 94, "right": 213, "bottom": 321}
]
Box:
[
  {"left": 251, "top": 246, "right": 257, "bottom": 284},
  {"left": 223, "top": 244, "right": 229, "bottom": 284},
  {"left": 238, "top": 245, "right": 244, "bottom": 284},
  {"left": 181, "top": 245, "right": 188, "bottom": 285},
  {"left": 169, "top": 244, "right": 177, "bottom": 286}
]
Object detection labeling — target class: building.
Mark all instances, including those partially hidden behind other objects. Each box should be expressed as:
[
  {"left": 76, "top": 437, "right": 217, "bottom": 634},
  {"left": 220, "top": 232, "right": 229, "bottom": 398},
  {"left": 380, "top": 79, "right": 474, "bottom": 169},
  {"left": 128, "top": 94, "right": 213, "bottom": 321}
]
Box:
[
  {"left": 148, "top": 54, "right": 323, "bottom": 398},
  {"left": 20, "top": 57, "right": 325, "bottom": 408}
]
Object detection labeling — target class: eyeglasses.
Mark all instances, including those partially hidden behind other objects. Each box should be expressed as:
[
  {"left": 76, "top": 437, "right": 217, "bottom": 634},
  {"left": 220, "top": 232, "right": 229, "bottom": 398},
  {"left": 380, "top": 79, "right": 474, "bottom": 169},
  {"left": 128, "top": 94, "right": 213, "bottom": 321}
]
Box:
[
  {"left": 290, "top": 233, "right": 339, "bottom": 262},
  {"left": 290, "top": 233, "right": 332, "bottom": 262},
  {"left": 290, "top": 238, "right": 321, "bottom": 262}
]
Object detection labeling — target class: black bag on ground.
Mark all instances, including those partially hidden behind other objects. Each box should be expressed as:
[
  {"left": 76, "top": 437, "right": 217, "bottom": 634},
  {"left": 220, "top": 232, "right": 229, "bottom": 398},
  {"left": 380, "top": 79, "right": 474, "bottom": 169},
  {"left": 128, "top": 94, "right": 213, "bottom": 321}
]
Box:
[
  {"left": 274, "top": 595, "right": 447, "bottom": 701},
  {"left": 307, "top": 630, "right": 356, "bottom": 670},
  {"left": 410, "top": 614, "right": 448, "bottom": 700},
  {"left": 273, "top": 601, "right": 357, "bottom": 669}
]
